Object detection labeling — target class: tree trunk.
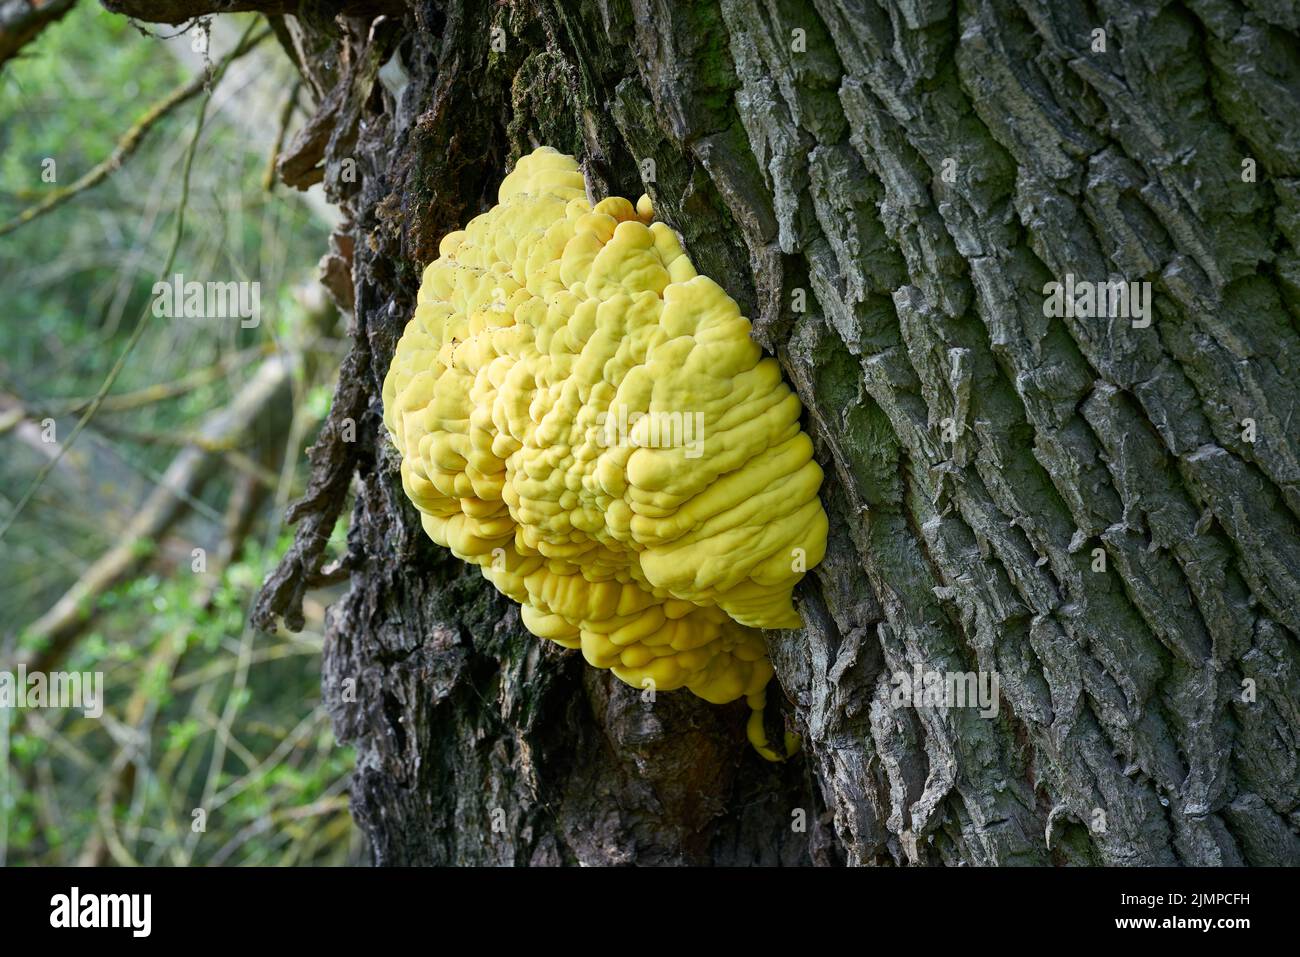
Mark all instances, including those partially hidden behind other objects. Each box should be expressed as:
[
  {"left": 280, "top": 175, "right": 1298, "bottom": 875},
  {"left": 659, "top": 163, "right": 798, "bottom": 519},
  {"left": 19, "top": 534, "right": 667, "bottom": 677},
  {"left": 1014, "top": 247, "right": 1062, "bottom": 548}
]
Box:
[{"left": 196, "top": 0, "right": 1300, "bottom": 865}]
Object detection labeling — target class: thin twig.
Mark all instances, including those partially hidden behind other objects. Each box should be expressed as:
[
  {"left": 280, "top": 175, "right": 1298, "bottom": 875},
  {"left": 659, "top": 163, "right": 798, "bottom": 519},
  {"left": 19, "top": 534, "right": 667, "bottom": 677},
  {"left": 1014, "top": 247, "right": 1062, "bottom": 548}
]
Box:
[
  {"left": 47, "top": 344, "right": 271, "bottom": 414},
  {"left": 0, "top": 25, "right": 270, "bottom": 238}
]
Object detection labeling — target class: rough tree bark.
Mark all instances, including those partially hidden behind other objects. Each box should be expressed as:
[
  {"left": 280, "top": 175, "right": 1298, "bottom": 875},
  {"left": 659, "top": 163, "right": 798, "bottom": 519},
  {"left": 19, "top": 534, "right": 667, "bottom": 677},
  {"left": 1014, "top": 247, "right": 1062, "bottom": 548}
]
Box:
[{"left": 102, "top": 0, "right": 1299, "bottom": 865}]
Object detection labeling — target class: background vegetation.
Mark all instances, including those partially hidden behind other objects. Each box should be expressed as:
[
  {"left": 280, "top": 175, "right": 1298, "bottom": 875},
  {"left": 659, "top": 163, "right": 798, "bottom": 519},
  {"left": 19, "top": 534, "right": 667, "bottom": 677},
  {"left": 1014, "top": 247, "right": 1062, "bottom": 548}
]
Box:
[{"left": 0, "top": 5, "right": 360, "bottom": 865}]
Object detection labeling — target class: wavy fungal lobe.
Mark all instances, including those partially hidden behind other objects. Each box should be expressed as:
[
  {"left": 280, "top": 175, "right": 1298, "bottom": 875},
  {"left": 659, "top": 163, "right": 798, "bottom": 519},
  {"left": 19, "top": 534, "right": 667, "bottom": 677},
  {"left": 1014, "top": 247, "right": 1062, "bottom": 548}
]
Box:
[{"left": 382, "top": 147, "right": 827, "bottom": 759}]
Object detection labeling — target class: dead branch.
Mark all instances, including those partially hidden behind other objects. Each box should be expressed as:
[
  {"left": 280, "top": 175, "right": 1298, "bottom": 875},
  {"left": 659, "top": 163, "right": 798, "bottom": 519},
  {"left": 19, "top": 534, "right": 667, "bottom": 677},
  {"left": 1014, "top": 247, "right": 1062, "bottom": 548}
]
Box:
[{"left": 16, "top": 354, "right": 293, "bottom": 674}]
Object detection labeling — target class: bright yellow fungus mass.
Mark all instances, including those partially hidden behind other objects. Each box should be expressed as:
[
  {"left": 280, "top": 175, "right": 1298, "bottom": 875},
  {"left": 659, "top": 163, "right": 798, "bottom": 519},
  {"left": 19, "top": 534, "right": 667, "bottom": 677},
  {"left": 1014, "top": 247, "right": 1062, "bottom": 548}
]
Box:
[{"left": 382, "top": 147, "right": 827, "bottom": 759}]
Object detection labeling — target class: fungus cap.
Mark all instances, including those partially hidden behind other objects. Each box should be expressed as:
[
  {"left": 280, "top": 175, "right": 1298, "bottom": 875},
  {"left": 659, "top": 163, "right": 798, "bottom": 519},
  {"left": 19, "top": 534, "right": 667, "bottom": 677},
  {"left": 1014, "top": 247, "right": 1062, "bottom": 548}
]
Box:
[{"left": 382, "top": 147, "right": 827, "bottom": 759}]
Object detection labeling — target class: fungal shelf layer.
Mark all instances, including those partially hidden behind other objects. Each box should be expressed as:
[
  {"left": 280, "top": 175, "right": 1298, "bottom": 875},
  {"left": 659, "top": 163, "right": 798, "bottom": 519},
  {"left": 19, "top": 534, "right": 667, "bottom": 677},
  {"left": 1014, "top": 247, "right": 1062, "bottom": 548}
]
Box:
[{"left": 382, "top": 147, "right": 827, "bottom": 759}]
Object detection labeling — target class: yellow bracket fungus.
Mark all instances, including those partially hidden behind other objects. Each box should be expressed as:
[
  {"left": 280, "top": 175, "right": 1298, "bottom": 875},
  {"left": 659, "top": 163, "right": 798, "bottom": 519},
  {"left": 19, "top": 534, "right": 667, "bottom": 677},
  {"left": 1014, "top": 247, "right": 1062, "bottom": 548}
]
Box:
[{"left": 382, "top": 147, "right": 827, "bottom": 760}]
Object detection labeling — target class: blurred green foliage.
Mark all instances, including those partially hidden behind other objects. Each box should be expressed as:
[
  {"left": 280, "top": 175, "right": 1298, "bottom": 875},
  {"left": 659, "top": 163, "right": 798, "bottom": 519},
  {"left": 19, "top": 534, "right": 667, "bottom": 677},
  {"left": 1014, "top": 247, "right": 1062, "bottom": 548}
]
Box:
[
  {"left": 0, "top": 7, "right": 359, "bottom": 865},
  {"left": 5, "top": 532, "right": 357, "bottom": 865}
]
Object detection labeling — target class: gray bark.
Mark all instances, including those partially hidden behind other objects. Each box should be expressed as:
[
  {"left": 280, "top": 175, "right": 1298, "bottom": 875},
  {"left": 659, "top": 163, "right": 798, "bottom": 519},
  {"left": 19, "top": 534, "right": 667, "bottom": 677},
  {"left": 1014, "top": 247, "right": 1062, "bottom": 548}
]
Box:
[{"left": 223, "top": 0, "right": 1299, "bottom": 865}]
